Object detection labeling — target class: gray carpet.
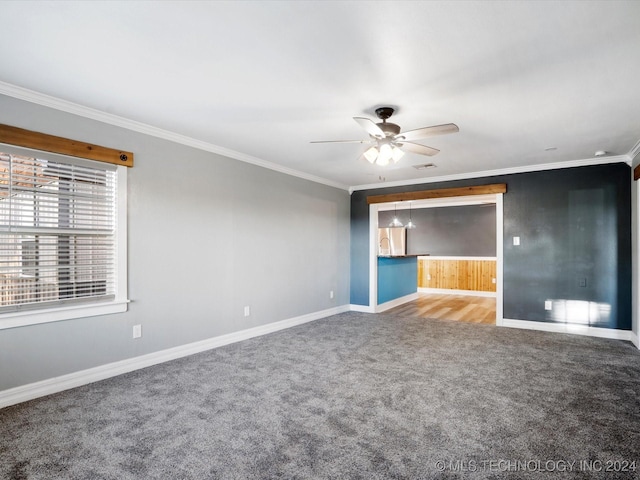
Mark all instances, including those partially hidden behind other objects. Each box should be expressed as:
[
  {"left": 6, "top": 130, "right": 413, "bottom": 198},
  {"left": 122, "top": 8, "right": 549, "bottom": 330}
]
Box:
[{"left": 1, "top": 312, "right": 640, "bottom": 479}]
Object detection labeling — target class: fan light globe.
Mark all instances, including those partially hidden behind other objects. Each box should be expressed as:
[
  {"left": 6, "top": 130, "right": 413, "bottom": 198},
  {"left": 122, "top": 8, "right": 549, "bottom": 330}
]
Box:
[
  {"left": 391, "top": 146, "right": 404, "bottom": 163},
  {"left": 377, "top": 144, "right": 393, "bottom": 166},
  {"left": 364, "top": 146, "right": 378, "bottom": 163},
  {"left": 377, "top": 155, "right": 390, "bottom": 166}
]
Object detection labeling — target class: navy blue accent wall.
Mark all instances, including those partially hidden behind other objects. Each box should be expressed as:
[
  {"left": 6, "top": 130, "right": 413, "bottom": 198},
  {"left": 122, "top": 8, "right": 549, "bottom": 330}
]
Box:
[
  {"left": 350, "top": 163, "right": 632, "bottom": 330},
  {"left": 378, "top": 257, "right": 418, "bottom": 304},
  {"left": 350, "top": 193, "right": 371, "bottom": 306}
]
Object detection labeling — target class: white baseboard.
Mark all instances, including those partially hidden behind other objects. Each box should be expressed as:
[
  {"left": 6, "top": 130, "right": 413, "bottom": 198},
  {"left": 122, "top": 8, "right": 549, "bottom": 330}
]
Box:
[
  {"left": 0, "top": 305, "right": 350, "bottom": 409},
  {"left": 376, "top": 292, "right": 419, "bottom": 313},
  {"left": 418, "top": 287, "right": 496, "bottom": 298},
  {"left": 349, "top": 304, "right": 375, "bottom": 313},
  {"left": 349, "top": 293, "right": 419, "bottom": 314},
  {"left": 502, "top": 318, "right": 636, "bottom": 343}
]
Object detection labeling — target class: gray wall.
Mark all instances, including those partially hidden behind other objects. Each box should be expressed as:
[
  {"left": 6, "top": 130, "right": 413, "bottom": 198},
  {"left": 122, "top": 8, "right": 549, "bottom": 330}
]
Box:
[
  {"left": 352, "top": 164, "right": 632, "bottom": 330},
  {"left": 378, "top": 205, "right": 496, "bottom": 256},
  {"left": 0, "top": 95, "right": 351, "bottom": 391}
]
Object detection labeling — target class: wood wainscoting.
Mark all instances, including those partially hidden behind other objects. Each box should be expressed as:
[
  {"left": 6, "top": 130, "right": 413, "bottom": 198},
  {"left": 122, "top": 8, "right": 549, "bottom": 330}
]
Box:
[{"left": 418, "top": 256, "right": 496, "bottom": 293}]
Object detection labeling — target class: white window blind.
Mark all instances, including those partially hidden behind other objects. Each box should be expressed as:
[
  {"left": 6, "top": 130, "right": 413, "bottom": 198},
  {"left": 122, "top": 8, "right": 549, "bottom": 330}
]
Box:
[{"left": 0, "top": 151, "right": 117, "bottom": 312}]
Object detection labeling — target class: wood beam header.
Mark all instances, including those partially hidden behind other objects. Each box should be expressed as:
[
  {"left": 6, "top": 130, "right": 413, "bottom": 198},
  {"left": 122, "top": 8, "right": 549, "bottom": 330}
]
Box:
[
  {"left": 0, "top": 123, "right": 134, "bottom": 167},
  {"left": 366, "top": 183, "right": 507, "bottom": 204}
]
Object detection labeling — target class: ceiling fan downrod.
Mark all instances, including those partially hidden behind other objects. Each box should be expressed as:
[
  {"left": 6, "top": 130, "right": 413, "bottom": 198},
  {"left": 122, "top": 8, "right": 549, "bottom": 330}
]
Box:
[{"left": 375, "top": 107, "right": 401, "bottom": 136}]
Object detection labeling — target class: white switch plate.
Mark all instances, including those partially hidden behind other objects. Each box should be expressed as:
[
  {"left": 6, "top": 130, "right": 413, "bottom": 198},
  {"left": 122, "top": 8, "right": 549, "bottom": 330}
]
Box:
[
  {"left": 330, "top": 290, "right": 334, "bottom": 299},
  {"left": 513, "top": 236, "right": 520, "bottom": 246},
  {"left": 132, "top": 324, "right": 142, "bottom": 338},
  {"left": 544, "top": 300, "right": 552, "bottom": 311},
  {"left": 244, "top": 306, "right": 251, "bottom": 317}
]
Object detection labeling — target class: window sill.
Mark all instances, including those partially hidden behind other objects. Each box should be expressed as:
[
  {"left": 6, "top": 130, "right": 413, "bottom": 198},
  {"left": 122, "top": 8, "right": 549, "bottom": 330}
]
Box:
[{"left": 0, "top": 299, "right": 129, "bottom": 330}]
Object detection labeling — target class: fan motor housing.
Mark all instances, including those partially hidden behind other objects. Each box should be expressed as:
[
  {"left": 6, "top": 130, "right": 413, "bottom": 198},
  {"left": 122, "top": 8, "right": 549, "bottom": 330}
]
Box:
[{"left": 378, "top": 122, "right": 401, "bottom": 136}]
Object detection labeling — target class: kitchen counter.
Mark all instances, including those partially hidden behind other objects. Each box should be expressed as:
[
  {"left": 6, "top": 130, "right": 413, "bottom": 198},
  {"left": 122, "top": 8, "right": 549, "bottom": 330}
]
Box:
[{"left": 377, "top": 255, "right": 418, "bottom": 304}]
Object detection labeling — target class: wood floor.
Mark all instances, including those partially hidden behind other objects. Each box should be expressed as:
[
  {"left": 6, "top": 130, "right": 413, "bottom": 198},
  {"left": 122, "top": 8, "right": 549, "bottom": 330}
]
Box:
[{"left": 386, "top": 293, "right": 496, "bottom": 324}]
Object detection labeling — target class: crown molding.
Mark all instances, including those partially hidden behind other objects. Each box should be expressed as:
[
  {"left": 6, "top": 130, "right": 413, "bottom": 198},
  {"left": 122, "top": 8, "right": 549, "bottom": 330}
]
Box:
[
  {"left": 629, "top": 139, "right": 640, "bottom": 165},
  {"left": 2, "top": 81, "right": 636, "bottom": 195},
  {"left": 349, "top": 155, "right": 631, "bottom": 194},
  {"left": 0, "top": 81, "right": 349, "bottom": 191}
]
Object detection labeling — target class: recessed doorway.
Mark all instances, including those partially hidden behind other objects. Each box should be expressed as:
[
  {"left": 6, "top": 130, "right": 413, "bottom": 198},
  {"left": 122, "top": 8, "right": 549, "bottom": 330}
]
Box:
[{"left": 369, "top": 193, "right": 504, "bottom": 325}]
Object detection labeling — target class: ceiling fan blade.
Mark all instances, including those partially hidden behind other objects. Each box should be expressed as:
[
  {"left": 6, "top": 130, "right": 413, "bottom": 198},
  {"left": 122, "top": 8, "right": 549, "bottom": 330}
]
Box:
[
  {"left": 397, "top": 123, "right": 459, "bottom": 142},
  {"left": 310, "top": 139, "right": 371, "bottom": 144},
  {"left": 399, "top": 141, "right": 440, "bottom": 156},
  {"left": 353, "top": 117, "right": 385, "bottom": 139}
]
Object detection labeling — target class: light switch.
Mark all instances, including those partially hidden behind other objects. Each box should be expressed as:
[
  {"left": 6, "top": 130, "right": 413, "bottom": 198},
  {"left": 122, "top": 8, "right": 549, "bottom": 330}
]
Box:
[{"left": 513, "top": 236, "right": 520, "bottom": 246}]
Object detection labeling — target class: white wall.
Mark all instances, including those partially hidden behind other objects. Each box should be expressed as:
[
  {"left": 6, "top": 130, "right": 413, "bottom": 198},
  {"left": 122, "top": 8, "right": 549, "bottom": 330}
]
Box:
[{"left": 0, "top": 95, "right": 351, "bottom": 391}]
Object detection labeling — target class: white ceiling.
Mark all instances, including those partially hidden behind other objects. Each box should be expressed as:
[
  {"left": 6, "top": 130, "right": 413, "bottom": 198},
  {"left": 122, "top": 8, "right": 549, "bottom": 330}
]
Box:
[{"left": 1, "top": 0, "right": 639, "bottom": 190}]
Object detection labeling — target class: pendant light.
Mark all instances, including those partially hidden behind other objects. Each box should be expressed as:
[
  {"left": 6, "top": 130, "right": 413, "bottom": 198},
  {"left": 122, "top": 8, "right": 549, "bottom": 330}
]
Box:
[
  {"left": 406, "top": 201, "right": 416, "bottom": 229},
  {"left": 389, "top": 203, "right": 403, "bottom": 228}
]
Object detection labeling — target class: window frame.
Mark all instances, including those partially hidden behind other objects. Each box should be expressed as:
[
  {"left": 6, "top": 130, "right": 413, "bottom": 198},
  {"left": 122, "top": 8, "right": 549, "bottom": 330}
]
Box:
[{"left": 0, "top": 145, "right": 128, "bottom": 330}]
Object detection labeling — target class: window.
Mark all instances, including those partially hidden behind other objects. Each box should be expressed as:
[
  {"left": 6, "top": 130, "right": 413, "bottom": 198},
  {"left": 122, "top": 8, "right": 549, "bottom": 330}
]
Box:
[{"left": 0, "top": 147, "right": 127, "bottom": 329}]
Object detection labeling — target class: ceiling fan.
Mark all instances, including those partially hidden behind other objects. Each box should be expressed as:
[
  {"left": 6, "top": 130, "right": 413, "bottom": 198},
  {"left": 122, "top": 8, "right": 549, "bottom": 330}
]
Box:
[{"left": 311, "top": 107, "right": 458, "bottom": 166}]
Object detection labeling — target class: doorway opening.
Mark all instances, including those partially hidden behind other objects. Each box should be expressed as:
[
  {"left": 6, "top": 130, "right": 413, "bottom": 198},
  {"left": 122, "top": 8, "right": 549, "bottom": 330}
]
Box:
[{"left": 369, "top": 193, "right": 504, "bottom": 325}]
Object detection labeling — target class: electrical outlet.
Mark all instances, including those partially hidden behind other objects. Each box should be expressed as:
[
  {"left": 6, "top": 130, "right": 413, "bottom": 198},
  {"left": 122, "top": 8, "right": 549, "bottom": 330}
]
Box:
[
  {"left": 244, "top": 306, "right": 251, "bottom": 317},
  {"left": 579, "top": 278, "right": 587, "bottom": 288},
  {"left": 330, "top": 290, "right": 334, "bottom": 299},
  {"left": 492, "top": 278, "right": 496, "bottom": 284},
  {"left": 132, "top": 324, "right": 142, "bottom": 339},
  {"left": 544, "top": 300, "right": 552, "bottom": 311}
]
